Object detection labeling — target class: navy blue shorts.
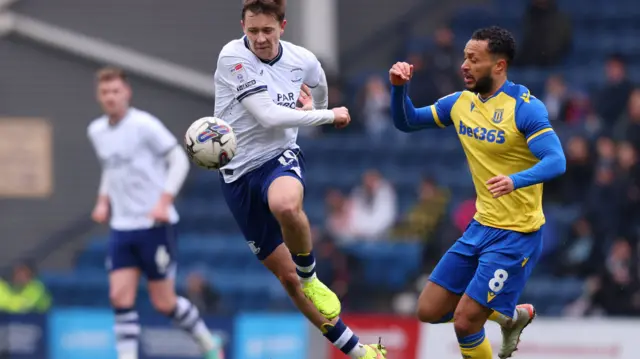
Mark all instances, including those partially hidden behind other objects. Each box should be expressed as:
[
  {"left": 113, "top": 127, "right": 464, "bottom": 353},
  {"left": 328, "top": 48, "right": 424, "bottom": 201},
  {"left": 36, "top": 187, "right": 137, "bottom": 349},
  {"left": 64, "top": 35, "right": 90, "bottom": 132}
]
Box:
[
  {"left": 220, "top": 149, "right": 306, "bottom": 261},
  {"left": 429, "top": 220, "right": 543, "bottom": 318},
  {"left": 107, "top": 224, "right": 178, "bottom": 281}
]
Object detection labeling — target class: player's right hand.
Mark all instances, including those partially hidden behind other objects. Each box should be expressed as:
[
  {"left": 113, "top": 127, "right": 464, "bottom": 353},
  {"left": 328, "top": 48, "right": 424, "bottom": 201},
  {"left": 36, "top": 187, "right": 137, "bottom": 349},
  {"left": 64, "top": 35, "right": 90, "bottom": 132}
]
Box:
[
  {"left": 389, "top": 62, "right": 414, "bottom": 86},
  {"left": 91, "top": 202, "right": 109, "bottom": 224},
  {"left": 331, "top": 107, "right": 351, "bottom": 129}
]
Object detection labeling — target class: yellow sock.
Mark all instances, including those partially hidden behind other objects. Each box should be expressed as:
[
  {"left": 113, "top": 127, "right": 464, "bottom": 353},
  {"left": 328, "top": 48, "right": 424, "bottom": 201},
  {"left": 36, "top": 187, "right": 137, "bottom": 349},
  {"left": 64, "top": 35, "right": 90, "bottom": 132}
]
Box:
[{"left": 458, "top": 328, "right": 493, "bottom": 359}]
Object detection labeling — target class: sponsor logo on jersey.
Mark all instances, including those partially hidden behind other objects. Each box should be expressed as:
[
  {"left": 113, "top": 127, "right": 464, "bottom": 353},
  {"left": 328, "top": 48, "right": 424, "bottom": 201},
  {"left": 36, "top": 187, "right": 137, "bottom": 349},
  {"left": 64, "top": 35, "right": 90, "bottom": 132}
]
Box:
[
  {"left": 458, "top": 121, "right": 506, "bottom": 144},
  {"left": 276, "top": 92, "right": 297, "bottom": 108},
  {"left": 236, "top": 79, "right": 257, "bottom": 92}
]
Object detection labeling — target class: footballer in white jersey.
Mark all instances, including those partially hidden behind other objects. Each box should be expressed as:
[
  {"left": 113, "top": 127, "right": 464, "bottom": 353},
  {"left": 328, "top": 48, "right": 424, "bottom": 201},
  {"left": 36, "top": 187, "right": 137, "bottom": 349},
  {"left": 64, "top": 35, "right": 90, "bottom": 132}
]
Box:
[
  {"left": 88, "top": 68, "right": 223, "bottom": 359},
  {"left": 212, "top": 1, "right": 386, "bottom": 359},
  {"left": 214, "top": 36, "right": 331, "bottom": 182}
]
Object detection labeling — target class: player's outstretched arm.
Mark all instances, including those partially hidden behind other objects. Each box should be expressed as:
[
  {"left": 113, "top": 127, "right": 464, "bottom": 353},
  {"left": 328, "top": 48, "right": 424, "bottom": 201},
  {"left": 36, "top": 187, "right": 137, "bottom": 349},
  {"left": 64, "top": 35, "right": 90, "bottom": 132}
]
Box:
[
  {"left": 389, "top": 62, "right": 455, "bottom": 132},
  {"left": 217, "top": 54, "right": 343, "bottom": 129},
  {"left": 390, "top": 85, "right": 450, "bottom": 132},
  {"left": 509, "top": 98, "right": 567, "bottom": 189},
  {"left": 241, "top": 90, "right": 338, "bottom": 129}
]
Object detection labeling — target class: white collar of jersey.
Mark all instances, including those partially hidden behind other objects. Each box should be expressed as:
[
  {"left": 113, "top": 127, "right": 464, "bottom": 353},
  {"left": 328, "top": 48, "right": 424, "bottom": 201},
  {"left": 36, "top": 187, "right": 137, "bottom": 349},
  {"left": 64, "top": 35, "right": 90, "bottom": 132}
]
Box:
[
  {"left": 243, "top": 36, "right": 283, "bottom": 66},
  {"left": 108, "top": 107, "right": 133, "bottom": 127}
]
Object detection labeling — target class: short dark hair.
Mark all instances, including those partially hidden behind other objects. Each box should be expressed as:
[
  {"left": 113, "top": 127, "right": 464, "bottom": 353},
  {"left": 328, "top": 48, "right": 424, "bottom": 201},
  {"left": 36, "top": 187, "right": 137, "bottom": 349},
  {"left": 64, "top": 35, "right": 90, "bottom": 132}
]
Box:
[
  {"left": 242, "top": 0, "right": 286, "bottom": 22},
  {"left": 471, "top": 26, "right": 516, "bottom": 64},
  {"left": 96, "top": 66, "right": 128, "bottom": 84}
]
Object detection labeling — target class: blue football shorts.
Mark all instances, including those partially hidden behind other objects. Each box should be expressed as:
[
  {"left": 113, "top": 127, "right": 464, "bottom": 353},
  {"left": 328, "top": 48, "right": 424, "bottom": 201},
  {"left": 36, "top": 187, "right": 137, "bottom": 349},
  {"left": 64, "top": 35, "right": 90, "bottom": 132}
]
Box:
[
  {"left": 429, "top": 219, "right": 543, "bottom": 318},
  {"left": 108, "top": 224, "right": 178, "bottom": 281},
  {"left": 220, "top": 148, "right": 306, "bottom": 261}
]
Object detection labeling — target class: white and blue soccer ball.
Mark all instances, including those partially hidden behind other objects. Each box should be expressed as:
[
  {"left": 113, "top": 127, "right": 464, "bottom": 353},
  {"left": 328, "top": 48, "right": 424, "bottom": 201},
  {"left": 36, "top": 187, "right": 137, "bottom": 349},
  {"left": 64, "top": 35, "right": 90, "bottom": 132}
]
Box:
[{"left": 184, "top": 116, "right": 237, "bottom": 170}]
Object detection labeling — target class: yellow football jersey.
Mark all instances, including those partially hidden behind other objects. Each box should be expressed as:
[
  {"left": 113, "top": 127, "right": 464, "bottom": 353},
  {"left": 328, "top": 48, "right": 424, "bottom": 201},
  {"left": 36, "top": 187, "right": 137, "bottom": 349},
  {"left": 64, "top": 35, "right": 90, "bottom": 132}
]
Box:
[{"left": 428, "top": 82, "right": 553, "bottom": 232}]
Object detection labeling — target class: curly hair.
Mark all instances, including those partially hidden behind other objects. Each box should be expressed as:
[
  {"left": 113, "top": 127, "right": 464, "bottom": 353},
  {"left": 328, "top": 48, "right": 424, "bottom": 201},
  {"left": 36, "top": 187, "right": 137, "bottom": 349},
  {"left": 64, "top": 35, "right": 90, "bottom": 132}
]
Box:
[{"left": 471, "top": 26, "right": 517, "bottom": 64}]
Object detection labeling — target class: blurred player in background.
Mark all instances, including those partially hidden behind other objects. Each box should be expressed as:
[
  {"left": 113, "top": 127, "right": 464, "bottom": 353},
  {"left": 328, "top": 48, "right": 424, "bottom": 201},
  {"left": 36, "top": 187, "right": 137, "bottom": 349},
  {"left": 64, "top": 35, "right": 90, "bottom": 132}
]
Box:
[
  {"left": 88, "top": 68, "right": 223, "bottom": 359},
  {"left": 213, "top": 1, "right": 386, "bottom": 358},
  {"left": 389, "top": 26, "right": 566, "bottom": 359}
]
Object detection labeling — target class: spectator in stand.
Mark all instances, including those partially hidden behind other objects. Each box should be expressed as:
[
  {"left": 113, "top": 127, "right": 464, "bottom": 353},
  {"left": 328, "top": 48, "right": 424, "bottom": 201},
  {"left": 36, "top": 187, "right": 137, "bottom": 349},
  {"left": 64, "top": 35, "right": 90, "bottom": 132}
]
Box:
[
  {"left": 406, "top": 49, "right": 441, "bottom": 107},
  {"left": 406, "top": 27, "right": 460, "bottom": 106},
  {"left": 554, "top": 217, "right": 599, "bottom": 278},
  {"left": 568, "top": 239, "right": 640, "bottom": 317},
  {"left": 543, "top": 75, "right": 571, "bottom": 122},
  {"left": 349, "top": 170, "right": 397, "bottom": 240},
  {"left": 313, "top": 234, "right": 352, "bottom": 302},
  {"left": 586, "top": 162, "right": 620, "bottom": 243},
  {"left": 452, "top": 198, "right": 476, "bottom": 235},
  {"left": 426, "top": 26, "right": 460, "bottom": 98},
  {"left": 183, "top": 270, "right": 221, "bottom": 315},
  {"left": 613, "top": 88, "right": 640, "bottom": 149},
  {"left": 545, "top": 135, "right": 594, "bottom": 205},
  {"left": 615, "top": 142, "right": 640, "bottom": 239},
  {"left": 0, "top": 261, "right": 51, "bottom": 313},
  {"left": 516, "top": 0, "right": 573, "bottom": 67},
  {"left": 392, "top": 177, "right": 450, "bottom": 242},
  {"left": 324, "top": 188, "right": 355, "bottom": 243},
  {"left": 359, "top": 75, "right": 392, "bottom": 141},
  {"left": 594, "top": 55, "right": 634, "bottom": 129}
]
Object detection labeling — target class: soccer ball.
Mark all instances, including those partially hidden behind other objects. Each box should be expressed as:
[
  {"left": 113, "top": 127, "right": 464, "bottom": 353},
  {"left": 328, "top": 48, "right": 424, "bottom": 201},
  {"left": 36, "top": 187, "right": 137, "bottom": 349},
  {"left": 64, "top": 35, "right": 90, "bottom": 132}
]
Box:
[{"left": 184, "top": 117, "right": 237, "bottom": 170}]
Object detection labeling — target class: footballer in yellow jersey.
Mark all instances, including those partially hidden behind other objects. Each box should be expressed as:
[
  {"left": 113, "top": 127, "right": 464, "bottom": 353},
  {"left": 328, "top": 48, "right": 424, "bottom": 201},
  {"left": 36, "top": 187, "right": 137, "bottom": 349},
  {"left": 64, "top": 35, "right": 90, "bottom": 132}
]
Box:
[{"left": 390, "top": 27, "right": 566, "bottom": 359}]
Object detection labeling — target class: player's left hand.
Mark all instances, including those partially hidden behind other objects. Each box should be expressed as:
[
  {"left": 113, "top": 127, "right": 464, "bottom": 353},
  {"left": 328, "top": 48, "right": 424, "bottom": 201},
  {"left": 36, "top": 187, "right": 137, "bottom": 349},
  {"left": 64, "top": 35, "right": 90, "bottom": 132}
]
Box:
[
  {"left": 149, "top": 194, "right": 173, "bottom": 222},
  {"left": 296, "top": 84, "right": 313, "bottom": 111},
  {"left": 487, "top": 175, "right": 514, "bottom": 198}
]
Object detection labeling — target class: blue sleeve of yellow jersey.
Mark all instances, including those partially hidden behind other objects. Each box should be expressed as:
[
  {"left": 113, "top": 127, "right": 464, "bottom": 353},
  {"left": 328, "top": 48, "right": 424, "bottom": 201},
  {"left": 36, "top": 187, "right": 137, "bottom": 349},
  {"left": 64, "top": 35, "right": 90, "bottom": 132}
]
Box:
[
  {"left": 510, "top": 98, "right": 567, "bottom": 190},
  {"left": 390, "top": 84, "right": 460, "bottom": 131}
]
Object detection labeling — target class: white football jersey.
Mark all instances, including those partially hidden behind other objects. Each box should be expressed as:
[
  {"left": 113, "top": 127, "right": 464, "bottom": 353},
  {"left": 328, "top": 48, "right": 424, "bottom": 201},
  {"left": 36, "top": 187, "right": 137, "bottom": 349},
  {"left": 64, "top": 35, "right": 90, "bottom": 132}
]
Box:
[
  {"left": 214, "top": 37, "right": 324, "bottom": 183},
  {"left": 88, "top": 108, "right": 179, "bottom": 230}
]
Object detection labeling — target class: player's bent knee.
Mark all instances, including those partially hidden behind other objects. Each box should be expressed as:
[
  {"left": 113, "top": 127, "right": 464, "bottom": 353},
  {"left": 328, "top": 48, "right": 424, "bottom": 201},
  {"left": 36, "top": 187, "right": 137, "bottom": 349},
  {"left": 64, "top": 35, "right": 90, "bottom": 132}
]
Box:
[
  {"left": 416, "top": 281, "right": 460, "bottom": 323},
  {"left": 150, "top": 293, "right": 177, "bottom": 314},
  {"left": 270, "top": 197, "right": 302, "bottom": 223},
  {"left": 453, "top": 314, "right": 476, "bottom": 337},
  {"left": 416, "top": 303, "right": 444, "bottom": 323},
  {"left": 268, "top": 177, "right": 304, "bottom": 223},
  {"left": 148, "top": 280, "right": 177, "bottom": 314},
  {"left": 269, "top": 194, "right": 302, "bottom": 223},
  {"left": 109, "top": 272, "right": 138, "bottom": 308},
  {"left": 453, "top": 296, "right": 490, "bottom": 336},
  {"left": 109, "top": 286, "right": 135, "bottom": 308}
]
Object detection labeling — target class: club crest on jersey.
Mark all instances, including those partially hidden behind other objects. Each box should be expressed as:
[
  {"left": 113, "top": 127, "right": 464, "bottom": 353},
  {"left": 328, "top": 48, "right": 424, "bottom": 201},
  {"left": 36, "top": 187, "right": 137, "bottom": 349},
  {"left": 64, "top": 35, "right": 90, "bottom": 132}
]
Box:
[
  {"left": 492, "top": 109, "right": 504, "bottom": 124},
  {"left": 290, "top": 67, "right": 303, "bottom": 83}
]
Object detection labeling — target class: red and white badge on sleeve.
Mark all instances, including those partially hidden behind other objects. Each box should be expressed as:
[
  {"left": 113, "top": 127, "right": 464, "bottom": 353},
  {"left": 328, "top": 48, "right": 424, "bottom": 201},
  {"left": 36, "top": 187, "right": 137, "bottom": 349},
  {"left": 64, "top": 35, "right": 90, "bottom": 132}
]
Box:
[{"left": 230, "top": 63, "right": 248, "bottom": 83}]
